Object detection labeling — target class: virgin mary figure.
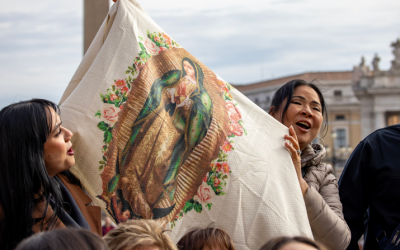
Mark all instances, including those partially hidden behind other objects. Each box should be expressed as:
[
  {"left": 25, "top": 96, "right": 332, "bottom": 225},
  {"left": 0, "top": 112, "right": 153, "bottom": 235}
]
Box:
[{"left": 103, "top": 57, "right": 214, "bottom": 221}]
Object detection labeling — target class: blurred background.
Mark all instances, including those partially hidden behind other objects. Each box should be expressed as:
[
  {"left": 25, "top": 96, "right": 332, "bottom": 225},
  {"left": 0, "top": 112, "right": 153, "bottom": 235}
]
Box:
[{"left": 0, "top": 0, "right": 400, "bottom": 178}]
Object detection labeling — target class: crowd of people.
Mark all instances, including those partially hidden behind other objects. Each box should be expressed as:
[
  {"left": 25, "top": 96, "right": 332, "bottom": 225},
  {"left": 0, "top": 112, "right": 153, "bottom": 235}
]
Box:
[{"left": 0, "top": 78, "right": 398, "bottom": 250}]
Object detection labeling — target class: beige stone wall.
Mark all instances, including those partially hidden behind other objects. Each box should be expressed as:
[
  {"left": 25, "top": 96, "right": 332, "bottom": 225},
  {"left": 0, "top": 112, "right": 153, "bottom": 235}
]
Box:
[
  {"left": 321, "top": 109, "right": 361, "bottom": 177},
  {"left": 84, "top": 0, "right": 109, "bottom": 54}
]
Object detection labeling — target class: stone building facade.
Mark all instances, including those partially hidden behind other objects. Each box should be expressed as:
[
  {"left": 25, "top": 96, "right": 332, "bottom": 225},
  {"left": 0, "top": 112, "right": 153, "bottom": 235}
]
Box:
[
  {"left": 234, "top": 38, "right": 400, "bottom": 177},
  {"left": 352, "top": 39, "right": 400, "bottom": 139}
]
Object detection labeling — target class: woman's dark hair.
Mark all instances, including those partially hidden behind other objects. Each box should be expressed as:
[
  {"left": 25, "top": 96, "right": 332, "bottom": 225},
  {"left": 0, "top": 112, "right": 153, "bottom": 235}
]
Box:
[
  {"left": 177, "top": 224, "right": 235, "bottom": 250},
  {"left": 15, "top": 228, "right": 108, "bottom": 250},
  {"left": 269, "top": 79, "right": 328, "bottom": 137},
  {"left": 259, "top": 236, "right": 323, "bottom": 250},
  {"left": 0, "top": 99, "right": 80, "bottom": 250}
]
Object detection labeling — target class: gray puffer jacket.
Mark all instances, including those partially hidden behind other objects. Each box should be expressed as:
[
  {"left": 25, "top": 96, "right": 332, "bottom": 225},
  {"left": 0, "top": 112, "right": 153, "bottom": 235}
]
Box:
[{"left": 301, "top": 144, "right": 351, "bottom": 250}]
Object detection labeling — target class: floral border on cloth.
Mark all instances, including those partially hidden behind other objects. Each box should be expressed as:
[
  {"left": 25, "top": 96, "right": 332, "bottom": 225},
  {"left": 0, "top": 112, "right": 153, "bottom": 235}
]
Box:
[
  {"left": 95, "top": 31, "right": 180, "bottom": 171},
  {"left": 171, "top": 78, "right": 247, "bottom": 228}
]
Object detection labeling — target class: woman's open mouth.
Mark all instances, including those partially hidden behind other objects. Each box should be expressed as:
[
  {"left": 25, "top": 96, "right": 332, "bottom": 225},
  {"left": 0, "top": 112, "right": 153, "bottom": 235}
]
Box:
[
  {"left": 296, "top": 121, "right": 311, "bottom": 132},
  {"left": 67, "top": 147, "right": 74, "bottom": 156}
]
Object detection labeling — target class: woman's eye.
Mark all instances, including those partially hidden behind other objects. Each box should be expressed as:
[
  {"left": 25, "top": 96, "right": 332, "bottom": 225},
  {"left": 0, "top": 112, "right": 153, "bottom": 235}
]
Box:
[
  {"left": 313, "top": 108, "right": 321, "bottom": 112},
  {"left": 56, "top": 128, "right": 62, "bottom": 136},
  {"left": 291, "top": 101, "right": 301, "bottom": 105}
]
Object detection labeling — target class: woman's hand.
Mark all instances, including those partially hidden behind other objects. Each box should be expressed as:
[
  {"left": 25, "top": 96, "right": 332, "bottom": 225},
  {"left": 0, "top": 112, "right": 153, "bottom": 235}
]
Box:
[{"left": 285, "top": 126, "right": 309, "bottom": 196}]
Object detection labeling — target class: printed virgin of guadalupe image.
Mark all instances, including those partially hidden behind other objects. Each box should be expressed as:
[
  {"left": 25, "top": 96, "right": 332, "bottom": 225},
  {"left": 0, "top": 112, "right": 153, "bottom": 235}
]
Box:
[{"left": 99, "top": 50, "right": 230, "bottom": 223}]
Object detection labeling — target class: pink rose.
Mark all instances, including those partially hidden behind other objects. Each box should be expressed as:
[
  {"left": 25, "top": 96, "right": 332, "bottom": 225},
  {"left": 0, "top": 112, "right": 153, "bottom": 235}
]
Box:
[
  {"left": 114, "top": 79, "right": 126, "bottom": 89},
  {"left": 145, "top": 40, "right": 158, "bottom": 54},
  {"left": 229, "top": 121, "right": 243, "bottom": 136},
  {"left": 102, "top": 103, "right": 121, "bottom": 124},
  {"left": 196, "top": 182, "right": 215, "bottom": 203},
  {"left": 110, "top": 94, "right": 118, "bottom": 102},
  {"left": 203, "top": 173, "right": 208, "bottom": 182},
  {"left": 226, "top": 102, "right": 241, "bottom": 122}
]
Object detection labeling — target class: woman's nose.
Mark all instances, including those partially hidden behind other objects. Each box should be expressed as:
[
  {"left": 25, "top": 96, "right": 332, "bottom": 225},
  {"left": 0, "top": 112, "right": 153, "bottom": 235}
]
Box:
[
  {"left": 301, "top": 107, "right": 314, "bottom": 118},
  {"left": 64, "top": 128, "right": 73, "bottom": 141}
]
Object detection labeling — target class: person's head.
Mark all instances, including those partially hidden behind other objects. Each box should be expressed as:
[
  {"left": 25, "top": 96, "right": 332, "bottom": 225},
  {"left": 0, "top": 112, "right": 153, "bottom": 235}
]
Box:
[
  {"left": 104, "top": 217, "right": 113, "bottom": 227},
  {"left": 182, "top": 58, "right": 197, "bottom": 79},
  {"left": 103, "top": 220, "right": 177, "bottom": 250},
  {"left": 177, "top": 224, "right": 235, "bottom": 250},
  {"left": 269, "top": 80, "right": 328, "bottom": 150},
  {"left": 15, "top": 228, "right": 108, "bottom": 250},
  {"left": 259, "top": 236, "right": 323, "bottom": 250},
  {"left": 0, "top": 99, "right": 75, "bottom": 249}
]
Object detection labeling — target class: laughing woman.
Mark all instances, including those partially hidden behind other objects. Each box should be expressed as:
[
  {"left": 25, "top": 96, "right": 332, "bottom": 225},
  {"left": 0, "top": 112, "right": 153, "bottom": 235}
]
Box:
[
  {"left": 0, "top": 99, "right": 101, "bottom": 250},
  {"left": 269, "top": 80, "right": 350, "bottom": 250}
]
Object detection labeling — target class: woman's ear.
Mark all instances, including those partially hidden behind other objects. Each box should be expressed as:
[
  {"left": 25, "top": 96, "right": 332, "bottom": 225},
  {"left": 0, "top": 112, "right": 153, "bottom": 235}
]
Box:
[{"left": 268, "top": 106, "right": 275, "bottom": 115}]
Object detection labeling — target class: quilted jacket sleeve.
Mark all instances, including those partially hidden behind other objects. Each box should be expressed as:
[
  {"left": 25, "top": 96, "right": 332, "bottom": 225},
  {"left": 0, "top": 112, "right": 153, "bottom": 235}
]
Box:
[{"left": 303, "top": 164, "right": 351, "bottom": 250}]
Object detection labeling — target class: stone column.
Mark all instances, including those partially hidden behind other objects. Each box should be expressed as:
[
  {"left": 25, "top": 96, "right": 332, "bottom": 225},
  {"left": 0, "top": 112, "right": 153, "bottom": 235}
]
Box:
[
  {"left": 84, "top": 0, "right": 109, "bottom": 54},
  {"left": 374, "top": 111, "right": 386, "bottom": 131}
]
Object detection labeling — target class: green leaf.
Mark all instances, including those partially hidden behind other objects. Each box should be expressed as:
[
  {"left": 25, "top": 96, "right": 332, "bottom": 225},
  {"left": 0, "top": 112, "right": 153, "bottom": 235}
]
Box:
[
  {"left": 99, "top": 166, "right": 104, "bottom": 171},
  {"left": 139, "top": 42, "right": 146, "bottom": 51},
  {"left": 107, "top": 174, "right": 120, "bottom": 193},
  {"left": 194, "top": 202, "right": 203, "bottom": 213},
  {"left": 182, "top": 201, "right": 194, "bottom": 213},
  {"left": 97, "top": 121, "right": 108, "bottom": 131},
  {"left": 95, "top": 111, "right": 101, "bottom": 118},
  {"left": 103, "top": 155, "right": 107, "bottom": 161},
  {"left": 112, "top": 85, "right": 116, "bottom": 92},
  {"left": 104, "top": 130, "right": 113, "bottom": 143},
  {"left": 125, "top": 70, "right": 130, "bottom": 74},
  {"left": 217, "top": 191, "right": 226, "bottom": 196},
  {"left": 128, "top": 66, "right": 133, "bottom": 70},
  {"left": 99, "top": 160, "right": 105, "bottom": 164},
  {"left": 206, "top": 203, "right": 212, "bottom": 210}
]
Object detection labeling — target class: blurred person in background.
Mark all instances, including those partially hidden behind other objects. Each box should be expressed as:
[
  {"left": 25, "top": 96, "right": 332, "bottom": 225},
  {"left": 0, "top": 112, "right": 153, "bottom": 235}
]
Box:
[
  {"left": 268, "top": 79, "right": 350, "bottom": 250},
  {"left": 339, "top": 124, "right": 400, "bottom": 250},
  {"left": 15, "top": 228, "right": 108, "bottom": 250},
  {"left": 103, "top": 219, "right": 177, "bottom": 250},
  {"left": 177, "top": 224, "right": 235, "bottom": 250},
  {"left": 102, "top": 217, "right": 116, "bottom": 236},
  {"left": 0, "top": 99, "right": 101, "bottom": 250},
  {"left": 259, "top": 236, "right": 324, "bottom": 250}
]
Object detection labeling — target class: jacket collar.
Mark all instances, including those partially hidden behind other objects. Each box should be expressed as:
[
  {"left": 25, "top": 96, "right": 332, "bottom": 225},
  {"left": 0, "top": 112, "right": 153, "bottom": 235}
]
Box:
[{"left": 300, "top": 143, "right": 326, "bottom": 168}]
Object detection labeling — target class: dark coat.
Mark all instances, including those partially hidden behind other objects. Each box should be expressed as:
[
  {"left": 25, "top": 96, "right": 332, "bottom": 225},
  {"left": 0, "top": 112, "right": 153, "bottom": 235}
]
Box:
[{"left": 339, "top": 124, "right": 400, "bottom": 250}]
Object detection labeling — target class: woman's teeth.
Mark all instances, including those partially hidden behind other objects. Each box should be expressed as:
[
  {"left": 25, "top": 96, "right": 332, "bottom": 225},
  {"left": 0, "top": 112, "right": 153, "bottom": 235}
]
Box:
[{"left": 296, "top": 122, "right": 310, "bottom": 129}]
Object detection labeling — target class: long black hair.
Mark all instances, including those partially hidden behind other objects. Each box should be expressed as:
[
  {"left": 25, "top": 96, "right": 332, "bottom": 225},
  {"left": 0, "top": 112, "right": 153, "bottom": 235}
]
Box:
[
  {"left": 0, "top": 99, "right": 79, "bottom": 250},
  {"left": 269, "top": 79, "right": 328, "bottom": 137}
]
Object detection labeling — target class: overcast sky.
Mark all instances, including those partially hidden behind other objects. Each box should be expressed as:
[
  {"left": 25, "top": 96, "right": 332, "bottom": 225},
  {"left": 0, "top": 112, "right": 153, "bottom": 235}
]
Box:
[{"left": 0, "top": 0, "right": 399, "bottom": 109}]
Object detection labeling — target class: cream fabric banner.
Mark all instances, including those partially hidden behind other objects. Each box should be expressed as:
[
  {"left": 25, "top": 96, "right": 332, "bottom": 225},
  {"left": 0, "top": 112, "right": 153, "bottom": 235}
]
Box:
[{"left": 59, "top": 0, "right": 312, "bottom": 248}]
